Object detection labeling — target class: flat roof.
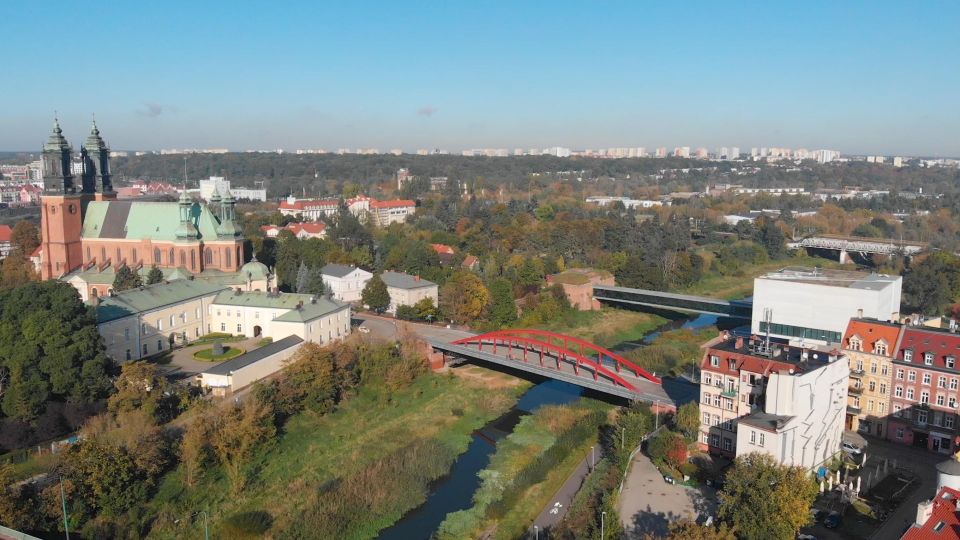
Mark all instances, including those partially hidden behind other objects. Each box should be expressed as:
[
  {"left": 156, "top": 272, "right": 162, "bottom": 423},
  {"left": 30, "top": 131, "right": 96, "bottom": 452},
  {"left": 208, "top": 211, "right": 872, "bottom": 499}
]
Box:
[
  {"left": 757, "top": 266, "right": 900, "bottom": 291},
  {"left": 739, "top": 411, "right": 794, "bottom": 431},
  {"left": 203, "top": 335, "right": 303, "bottom": 376}
]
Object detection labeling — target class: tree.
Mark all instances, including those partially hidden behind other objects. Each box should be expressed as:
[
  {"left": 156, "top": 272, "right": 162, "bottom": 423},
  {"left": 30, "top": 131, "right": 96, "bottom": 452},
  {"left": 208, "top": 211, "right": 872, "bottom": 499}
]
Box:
[
  {"left": 212, "top": 398, "right": 277, "bottom": 493},
  {"left": 145, "top": 265, "right": 164, "bottom": 285},
  {"left": 362, "top": 274, "right": 390, "bottom": 313},
  {"left": 755, "top": 216, "right": 787, "bottom": 259},
  {"left": 488, "top": 278, "right": 517, "bottom": 327},
  {"left": 107, "top": 362, "right": 171, "bottom": 422},
  {"left": 0, "top": 255, "right": 37, "bottom": 290},
  {"left": 675, "top": 402, "right": 700, "bottom": 441},
  {"left": 304, "top": 266, "right": 327, "bottom": 296},
  {"left": 112, "top": 265, "right": 142, "bottom": 291},
  {"left": 181, "top": 408, "right": 217, "bottom": 488},
  {"left": 10, "top": 221, "right": 39, "bottom": 257},
  {"left": 718, "top": 452, "right": 818, "bottom": 540},
  {"left": 645, "top": 519, "right": 736, "bottom": 540},
  {"left": 440, "top": 271, "right": 491, "bottom": 325},
  {"left": 295, "top": 261, "right": 310, "bottom": 293},
  {"left": 903, "top": 251, "right": 960, "bottom": 314}
]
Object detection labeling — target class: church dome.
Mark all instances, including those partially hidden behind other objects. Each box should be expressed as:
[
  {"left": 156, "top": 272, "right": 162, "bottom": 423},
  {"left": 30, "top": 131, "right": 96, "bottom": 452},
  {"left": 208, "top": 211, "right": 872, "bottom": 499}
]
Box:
[{"left": 240, "top": 258, "right": 269, "bottom": 280}]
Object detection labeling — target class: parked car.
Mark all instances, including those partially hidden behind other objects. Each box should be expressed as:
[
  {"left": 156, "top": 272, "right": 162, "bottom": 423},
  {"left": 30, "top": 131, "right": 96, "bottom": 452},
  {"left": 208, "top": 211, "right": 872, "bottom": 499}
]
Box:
[
  {"left": 824, "top": 511, "right": 843, "bottom": 529},
  {"left": 663, "top": 475, "right": 676, "bottom": 484},
  {"left": 797, "top": 534, "right": 817, "bottom": 540},
  {"left": 809, "top": 508, "right": 826, "bottom": 523},
  {"left": 841, "top": 442, "right": 863, "bottom": 454},
  {"left": 358, "top": 325, "right": 370, "bottom": 334}
]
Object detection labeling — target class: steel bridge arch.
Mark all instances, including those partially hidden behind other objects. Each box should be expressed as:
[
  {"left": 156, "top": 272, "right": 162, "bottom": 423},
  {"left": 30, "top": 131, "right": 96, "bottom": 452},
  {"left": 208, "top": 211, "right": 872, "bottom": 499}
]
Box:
[{"left": 452, "top": 329, "right": 661, "bottom": 385}]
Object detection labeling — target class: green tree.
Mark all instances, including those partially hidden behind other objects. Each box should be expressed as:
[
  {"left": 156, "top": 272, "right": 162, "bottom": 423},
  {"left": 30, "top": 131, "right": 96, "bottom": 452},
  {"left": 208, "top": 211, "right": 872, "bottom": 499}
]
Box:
[
  {"left": 212, "top": 398, "right": 277, "bottom": 493},
  {"left": 675, "top": 402, "right": 700, "bottom": 441},
  {"left": 718, "top": 452, "right": 818, "bottom": 540},
  {"left": 646, "top": 519, "right": 736, "bottom": 540},
  {"left": 362, "top": 274, "right": 391, "bottom": 313},
  {"left": 440, "top": 271, "right": 491, "bottom": 325},
  {"left": 903, "top": 251, "right": 960, "bottom": 314},
  {"left": 755, "top": 216, "right": 787, "bottom": 259},
  {"left": 488, "top": 278, "right": 517, "bottom": 327},
  {"left": 112, "top": 265, "right": 142, "bottom": 291},
  {"left": 145, "top": 265, "right": 164, "bottom": 285},
  {"left": 107, "top": 362, "right": 171, "bottom": 422}
]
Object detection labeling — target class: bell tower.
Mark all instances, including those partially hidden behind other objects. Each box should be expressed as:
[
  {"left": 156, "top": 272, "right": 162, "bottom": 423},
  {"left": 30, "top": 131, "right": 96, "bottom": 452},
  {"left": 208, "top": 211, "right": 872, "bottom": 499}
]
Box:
[
  {"left": 40, "top": 119, "right": 85, "bottom": 279},
  {"left": 81, "top": 119, "right": 115, "bottom": 201}
]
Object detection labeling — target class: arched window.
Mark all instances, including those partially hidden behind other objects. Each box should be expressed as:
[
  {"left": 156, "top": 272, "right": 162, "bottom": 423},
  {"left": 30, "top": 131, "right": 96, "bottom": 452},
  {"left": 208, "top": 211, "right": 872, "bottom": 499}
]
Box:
[
  {"left": 169, "top": 248, "right": 175, "bottom": 265},
  {"left": 154, "top": 248, "right": 161, "bottom": 264},
  {"left": 179, "top": 250, "right": 186, "bottom": 267},
  {"left": 86, "top": 246, "right": 91, "bottom": 261},
  {"left": 91, "top": 287, "right": 98, "bottom": 298},
  {"left": 116, "top": 247, "right": 121, "bottom": 262},
  {"left": 132, "top": 248, "right": 138, "bottom": 263},
  {"left": 190, "top": 250, "right": 196, "bottom": 270},
  {"left": 204, "top": 248, "right": 213, "bottom": 265},
  {"left": 237, "top": 246, "right": 242, "bottom": 267},
  {"left": 225, "top": 249, "right": 232, "bottom": 267},
  {"left": 101, "top": 247, "right": 106, "bottom": 262}
]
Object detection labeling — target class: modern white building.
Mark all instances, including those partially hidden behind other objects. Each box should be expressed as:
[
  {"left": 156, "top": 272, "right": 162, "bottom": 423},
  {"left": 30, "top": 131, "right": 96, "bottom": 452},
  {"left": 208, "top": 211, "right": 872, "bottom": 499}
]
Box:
[
  {"left": 321, "top": 263, "right": 373, "bottom": 303},
  {"left": 199, "top": 177, "right": 266, "bottom": 202},
  {"left": 699, "top": 334, "right": 849, "bottom": 470},
  {"left": 380, "top": 271, "right": 438, "bottom": 314},
  {"left": 279, "top": 196, "right": 340, "bottom": 220},
  {"left": 751, "top": 267, "right": 902, "bottom": 345}
]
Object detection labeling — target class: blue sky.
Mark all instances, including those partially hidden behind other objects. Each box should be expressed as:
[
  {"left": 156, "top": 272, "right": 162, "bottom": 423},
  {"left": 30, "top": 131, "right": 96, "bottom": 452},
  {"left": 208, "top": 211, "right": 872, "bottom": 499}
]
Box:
[{"left": 4, "top": 1, "right": 958, "bottom": 155}]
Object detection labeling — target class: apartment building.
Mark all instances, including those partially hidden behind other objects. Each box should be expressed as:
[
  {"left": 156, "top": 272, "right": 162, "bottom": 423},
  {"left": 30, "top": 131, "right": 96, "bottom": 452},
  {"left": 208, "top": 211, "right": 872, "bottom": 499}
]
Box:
[
  {"left": 843, "top": 319, "right": 902, "bottom": 438},
  {"left": 887, "top": 326, "right": 960, "bottom": 454},
  {"left": 279, "top": 196, "right": 340, "bottom": 220},
  {"left": 699, "top": 333, "right": 848, "bottom": 470}
]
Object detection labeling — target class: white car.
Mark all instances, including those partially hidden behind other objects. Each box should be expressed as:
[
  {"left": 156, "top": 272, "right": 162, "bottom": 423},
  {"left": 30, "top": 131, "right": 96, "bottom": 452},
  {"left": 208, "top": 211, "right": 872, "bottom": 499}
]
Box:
[
  {"left": 358, "top": 325, "right": 371, "bottom": 334},
  {"left": 841, "top": 441, "right": 862, "bottom": 454}
]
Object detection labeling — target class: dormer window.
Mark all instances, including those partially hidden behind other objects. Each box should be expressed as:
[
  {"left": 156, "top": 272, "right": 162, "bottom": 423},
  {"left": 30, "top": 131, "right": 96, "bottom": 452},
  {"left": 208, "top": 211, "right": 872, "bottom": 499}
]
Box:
[
  {"left": 948, "top": 356, "right": 956, "bottom": 369},
  {"left": 848, "top": 336, "right": 862, "bottom": 352},
  {"left": 904, "top": 349, "right": 913, "bottom": 362},
  {"left": 874, "top": 340, "right": 888, "bottom": 356},
  {"left": 924, "top": 352, "right": 935, "bottom": 365},
  {"left": 710, "top": 355, "right": 719, "bottom": 367}
]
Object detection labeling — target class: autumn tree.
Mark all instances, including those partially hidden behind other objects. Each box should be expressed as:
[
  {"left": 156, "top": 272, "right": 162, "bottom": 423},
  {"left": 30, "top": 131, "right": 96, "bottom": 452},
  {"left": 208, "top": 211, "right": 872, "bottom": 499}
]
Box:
[
  {"left": 181, "top": 406, "right": 217, "bottom": 487},
  {"left": 10, "top": 220, "right": 39, "bottom": 257},
  {"left": 439, "top": 271, "right": 491, "bottom": 325},
  {"left": 212, "top": 397, "right": 277, "bottom": 493},
  {"left": 642, "top": 519, "right": 736, "bottom": 540},
  {"left": 361, "top": 274, "right": 390, "bottom": 313},
  {"left": 107, "top": 361, "right": 171, "bottom": 422},
  {"left": 718, "top": 452, "right": 818, "bottom": 540},
  {"left": 112, "top": 264, "right": 142, "bottom": 291},
  {"left": 0, "top": 255, "right": 37, "bottom": 290}
]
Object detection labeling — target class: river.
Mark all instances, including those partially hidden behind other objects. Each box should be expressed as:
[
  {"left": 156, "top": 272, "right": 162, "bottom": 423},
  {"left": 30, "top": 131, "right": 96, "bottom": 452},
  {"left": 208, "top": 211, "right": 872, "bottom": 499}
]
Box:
[{"left": 377, "top": 311, "right": 732, "bottom": 540}]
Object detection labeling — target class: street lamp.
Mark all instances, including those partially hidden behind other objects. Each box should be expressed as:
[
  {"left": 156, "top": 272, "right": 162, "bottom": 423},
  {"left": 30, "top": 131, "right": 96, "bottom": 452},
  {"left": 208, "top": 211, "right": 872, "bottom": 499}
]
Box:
[
  {"left": 591, "top": 445, "right": 595, "bottom": 468},
  {"left": 621, "top": 426, "right": 625, "bottom": 451},
  {"left": 534, "top": 525, "right": 539, "bottom": 540},
  {"left": 601, "top": 510, "right": 606, "bottom": 539},
  {"left": 59, "top": 475, "right": 70, "bottom": 540},
  {"left": 654, "top": 400, "right": 660, "bottom": 430}
]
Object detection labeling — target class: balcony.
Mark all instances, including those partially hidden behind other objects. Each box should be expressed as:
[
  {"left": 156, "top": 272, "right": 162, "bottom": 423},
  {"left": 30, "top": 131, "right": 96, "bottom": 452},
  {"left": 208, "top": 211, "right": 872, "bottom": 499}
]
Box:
[
  {"left": 849, "top": 385, "right": 864, "bottom": 394},
  {"left": 721, "top": 389, "right": 738, "bottom": 398}
]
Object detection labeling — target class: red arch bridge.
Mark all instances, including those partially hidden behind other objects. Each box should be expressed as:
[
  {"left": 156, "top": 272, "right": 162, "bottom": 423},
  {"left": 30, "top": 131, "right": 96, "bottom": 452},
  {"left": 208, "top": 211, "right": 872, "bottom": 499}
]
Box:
[{"left": 428, "top": 329, "right": 691, "bottom": 407}]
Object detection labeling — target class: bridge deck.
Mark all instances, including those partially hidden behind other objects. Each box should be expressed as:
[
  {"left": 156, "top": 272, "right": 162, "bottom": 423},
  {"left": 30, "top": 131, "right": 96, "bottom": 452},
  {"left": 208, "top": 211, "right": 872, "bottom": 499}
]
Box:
[{"left": 593, "top": 285, "right": 752, "bottom": 318}]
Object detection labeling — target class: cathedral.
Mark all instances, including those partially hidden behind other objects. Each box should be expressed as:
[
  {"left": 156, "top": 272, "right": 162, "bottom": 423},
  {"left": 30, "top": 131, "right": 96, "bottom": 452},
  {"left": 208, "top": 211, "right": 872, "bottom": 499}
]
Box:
[{"left": 38, "top": 120, "right": 269, "bottom": 300}]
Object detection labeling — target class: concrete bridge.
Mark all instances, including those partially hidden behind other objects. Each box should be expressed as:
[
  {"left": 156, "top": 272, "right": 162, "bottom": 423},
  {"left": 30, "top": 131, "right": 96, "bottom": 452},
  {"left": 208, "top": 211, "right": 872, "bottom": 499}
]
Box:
[
  {"left": 790, "top": 235, "right": 927, "bottom": 263},
  {"left": 592, "top": 285, "right": 753, "bottom": 318}
]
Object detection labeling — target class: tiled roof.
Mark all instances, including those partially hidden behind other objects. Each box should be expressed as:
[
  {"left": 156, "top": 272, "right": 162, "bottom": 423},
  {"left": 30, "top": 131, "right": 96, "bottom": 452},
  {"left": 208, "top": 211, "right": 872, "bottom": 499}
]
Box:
[
  {"left": 370, "top": 199, "right": 415, "bottom": 209},
  {"left": 202, "top": 335, "right": 304, "bottom": 376},
  {"left": 897, "top": 326, "right": 960, "bottom": 368},
  {"left": 381, "top": 271, "right": 435, "bottom": 290},
  {"left": 462, "top": 255, "right": 479, "bottom": 268},
  {"left": 902, "top": 486, "right": 960, "bottom": 539},
  {"left": 843, "top": 319, "right": 903, "bottom": 356},
  {"left": 96, "top": 280, "right": 228, "bottom": 323},
  {"left": 287, "top": 222, "right": 326, "bottom": 235},
  {"left": 431, "top": 243, "right": 455, "bottom": 255},
  {"left": 0, "top": 225, "right": 11, "bottom": 242},
  {"left": 279, "top": 199, "right": 339, "bottom": 210}
]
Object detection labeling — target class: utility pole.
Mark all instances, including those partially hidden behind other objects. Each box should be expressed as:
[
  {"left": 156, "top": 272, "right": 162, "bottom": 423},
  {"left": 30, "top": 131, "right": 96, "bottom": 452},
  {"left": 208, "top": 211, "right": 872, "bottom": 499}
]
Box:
[
  {"left": 655, "top": 400, "right": 660, "bottom": 430},
  {"left": 601, "top": 510, "right": 606, "bottom": 539},
  {"left": 621, "top": 426, "right": 625, "bottom": 451}
]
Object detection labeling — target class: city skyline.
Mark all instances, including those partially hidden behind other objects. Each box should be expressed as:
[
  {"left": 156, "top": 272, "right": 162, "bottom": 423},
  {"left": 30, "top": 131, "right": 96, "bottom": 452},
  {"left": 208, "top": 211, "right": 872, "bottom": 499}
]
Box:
[{"left": 3, "top": 1, "right": 959, "bottom": 156}]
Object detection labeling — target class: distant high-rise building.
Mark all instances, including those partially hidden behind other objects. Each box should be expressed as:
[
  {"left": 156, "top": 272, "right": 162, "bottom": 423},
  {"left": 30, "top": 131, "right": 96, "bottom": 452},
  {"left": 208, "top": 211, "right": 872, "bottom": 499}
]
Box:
[
  {"left": 674, "top": 146, "right": 690, "bottom": 158},
  {"left": 655, "top": 147, "right": 667, "bottom": 158},
  {"left": 730, "top": 147, "right": 740, "bottom": 159},
  {"left": 893, "top": 156, "right": 904, "bottom": 167},
  {"left": 695, "top": 147, "right": 708, "bottom": 159}
]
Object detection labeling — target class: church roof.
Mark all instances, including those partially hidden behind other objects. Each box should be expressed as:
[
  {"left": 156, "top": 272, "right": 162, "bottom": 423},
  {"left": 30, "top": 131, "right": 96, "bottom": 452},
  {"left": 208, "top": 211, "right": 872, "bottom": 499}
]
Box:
[{"left": 81, "top": 200, "right": 221, "bottom": 242}]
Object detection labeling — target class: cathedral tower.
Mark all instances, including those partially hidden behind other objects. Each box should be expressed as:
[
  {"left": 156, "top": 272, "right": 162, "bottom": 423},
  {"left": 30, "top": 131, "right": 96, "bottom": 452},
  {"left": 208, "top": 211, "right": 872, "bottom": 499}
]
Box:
[
  {"left": 40, "top": 119, "right": 84, "bottom": 279},
  {"left": 80, "top": 119, "right": 115, "bottom": 201}
]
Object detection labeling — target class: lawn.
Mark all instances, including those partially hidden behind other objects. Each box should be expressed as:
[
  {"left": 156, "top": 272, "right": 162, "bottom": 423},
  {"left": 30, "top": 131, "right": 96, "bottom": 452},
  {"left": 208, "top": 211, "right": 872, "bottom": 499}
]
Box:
[
  {"left": 526, "top": 308, "right": 668, "bottom": 348},
  {"left": 192, "top": 345, "right": 245, "bottom": 361},
  {"left": 623, "top": 326, "right": 720, "bottom": 377},
  {"left": 144, "top": 367, "right": 528, "bottom": 539},
  {"left": 681, "top": 254, "right": 846, "bottom": 300}
]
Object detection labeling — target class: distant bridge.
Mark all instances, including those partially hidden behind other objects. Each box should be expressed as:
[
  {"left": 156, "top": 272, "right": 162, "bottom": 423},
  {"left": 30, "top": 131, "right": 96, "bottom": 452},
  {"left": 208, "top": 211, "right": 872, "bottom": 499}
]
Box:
[
  {"left": 592, "top": 285, "right": 753, "bottom": 318},
  {"left": 790, "top": 235, "right": 927, "bottom": 263},
  {"left": 428, "top": 329, "right": 695, "bottom": 407}
]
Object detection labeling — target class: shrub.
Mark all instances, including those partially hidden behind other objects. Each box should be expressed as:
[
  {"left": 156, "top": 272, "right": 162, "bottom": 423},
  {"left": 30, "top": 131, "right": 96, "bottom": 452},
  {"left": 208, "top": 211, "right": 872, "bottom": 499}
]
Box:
[{"left": 222, "top": 510, "right": 273, "bottom": 538}]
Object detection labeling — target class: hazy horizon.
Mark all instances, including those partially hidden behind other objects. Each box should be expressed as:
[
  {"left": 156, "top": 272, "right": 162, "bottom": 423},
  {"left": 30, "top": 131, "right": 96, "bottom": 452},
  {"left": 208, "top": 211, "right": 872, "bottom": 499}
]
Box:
[{"left": 4, "top": 1, "right": 958, "bottom": 156}]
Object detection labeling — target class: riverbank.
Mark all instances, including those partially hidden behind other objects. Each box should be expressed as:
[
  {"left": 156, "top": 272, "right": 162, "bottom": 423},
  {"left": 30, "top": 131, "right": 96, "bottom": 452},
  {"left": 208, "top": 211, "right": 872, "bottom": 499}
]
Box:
[{"left": 143, "top": 365, "right": 527, "bottom": 538}]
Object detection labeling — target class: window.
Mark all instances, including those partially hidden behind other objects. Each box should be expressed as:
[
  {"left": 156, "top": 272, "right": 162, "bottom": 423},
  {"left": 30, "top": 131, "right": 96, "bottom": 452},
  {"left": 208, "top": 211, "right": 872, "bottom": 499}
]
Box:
[
  {"left": 180, "top": 312, "right": 186, "bottom": 323},
  {"left": 702, "top": 393, "right": 711, "bottom": 405},
  {"left": 196, "top": 308, "right": 200, "bottom": 319},
  {"left": 91, "top": 287, "right": 98, "bottom": 298},
  {"left": 712, "top": 415, "right": 720, "bottom": 426},
  {"left": 132, "top": 248, "right": 138, "bottom": 263},
  {"left": 190, "top": 250, "right": 196, "bottom": 270},
  {"left": 205, "top": 248, "right": 213, "bottom": 264},
  {"left": 154, "top": 248, "right": 161, "bottom": 263},
  {"left": 855, "top": 359, "right": 864, "bottom": 372},
  {"left": 124, "top": 327, "right": 130, "bottom": 341},
  {"left": 882, "top": 364, "right": 889, "bottom": 376},
  {"left": 907, "top": 388, "right": 915, "bottom": 400},
  {"left": 101, "top": 247, "right": 106, "bottom": 262},
  {"left": 703, "top": 372, "right": 712, "bottom": 384},
  {"left": 852, "top": 396, "right": 861, "bottom": 408},
  {"left": 170, "top": 315, "right": 175, "bottom": 328},
  {"left": 952, "top": 379, "right": 959, "bottom": 391},
  {"left": 949, "top": 357, "right": 957, "bottom": 369},
  {"left": 701, "top": 433, "right": 709, "bottom": 444},
  {"left": 703, "top": 412, "right": 710, "bottom": 424},
  {"left": 918, "top": 410, "right": 928, "bottom": 424},
  {"left": 225, "top": 249, "right": 232, "bottom": 267},
  {"left": 880, "top": 383, "right": 887, "bottom": 395},
  {"left": 255, "top": 311, "right": 260, "bottom": 319},
  {"left": 875, "top": 342, "right": 888, "bottom": 356},
  {"left": 141, "top": 323, "right": 147, "bottom": 334},
  {"left": 867, "top": 400, "right": 874, "bottom": 412},
  {"left": 713, "top": 395, "right": 721, "bottom": 407},
  {"left": 725, "top": 399, "right": 733, "bottom": 411},
  {"left": 157, "top": 339, "right": 162, "bottom": 352},
  {"left": 126, "top": 349, "right": 131, "bottom": 361},
  {"left": 938, "top": 394, "right": 946, "bottom": 407},
  {"left": 710, "top": 355, "right": 719, "bottom": 367},
  {"left": 878, "top": 401, "right": 886, "bottom": 413},
  {"left": 869, "top": 381, "right": 876, "bottom": 392},
  {"left": 895, "top": 386, "right": 903, "bottom": 397},
  {"left": 750, "top": 431, "right": 756, "bottom": 444},
  {"left": 195, "top": 328, "right": 200, "bottom": 337},
  {"left": 951, "top": 396, "right": 958, "bottom": 409},
  {"left": 904, "top": 349, "right": 913, "bottom": 362},
  {"left": 723, "top": 438, "right": 733, "bottom": 451},
  {"left": 157, "top": 319, "right": 163, "bottom": 331},
  {"left": 237, "top": 324, "right": 242, "bottom": 333},
  {"left": 220, "top": 323, "right": 226, "bottom": 332},
  {"left": 923, "top": 373, "right": 932, "bottom": 386},
  {"left": 948, "top": 415, "right": 956, "bottom": 429},
  {"left": 921, "top": 391, "right": 930, "bottom": 404},
  {"left": 897, "top": 369, "right": 904, "bottom": 380},
  {"left": 870, "top": 362, "right": 878, "bottom": 374},
  {"left": 940, "top": 376, "right": 948, "bottom": 389},
  {"left": 169, "top": 248, "right": 174, "bottom": 264},
  {"left": 711, "top": 435, "right": 720, "bottom": 448},
  {"left": 727, "top": 360, "right": 735, "bottom": 371},
  {"left": 893, "top": 404, "right": 902, "bottom": 417},
  {"left": 925, "top": 352, "right": 935, "bottom": 365},
  {"left": 896, "top": 427, "right": 904, "bottom": 439},
  {"left": 908, "top": 371, "right": 916, "bottom": 382},
  {"left": 759, "top": 433, "right": 765, "bottom": 447},
  {"left": 142, "top": 344, "right": 148, "bottom": 355}
]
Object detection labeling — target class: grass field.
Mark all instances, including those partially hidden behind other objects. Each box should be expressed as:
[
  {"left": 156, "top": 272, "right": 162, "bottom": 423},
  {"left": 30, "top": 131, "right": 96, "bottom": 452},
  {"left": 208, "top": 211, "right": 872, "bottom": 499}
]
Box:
[
  {"left": 681, "top": 254, "right": 846, "bottom": 300},
  {"left": 527, "top": 308, "right": 668, "bottom": 348},
  {"left": 192, "top": 345, "right": 245, "bottom": 361},
  {"left": 144, "top": 367, "right": 528, "bottom": 539}
]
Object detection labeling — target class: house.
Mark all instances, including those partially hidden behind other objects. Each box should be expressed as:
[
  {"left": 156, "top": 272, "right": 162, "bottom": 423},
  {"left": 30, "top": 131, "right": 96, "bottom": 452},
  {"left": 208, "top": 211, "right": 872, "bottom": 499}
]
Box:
[
  {"left": 698, "top": 333, "right": 848, "bottom": 470},
  {"left": 95, "top": 280, "right": 229, "bottom": 362},
  {"left": 546, "top": 268, "right": 614, "bottom": 311},
  {"left": 278, "top": 196, "right": 340, "bottom": 221},
  {"left": 199, "top": 335, "right": 304, "bottom": 395},
  {"left": 261, "top": 222, "right": 326, "bottom": 239},
  {"left": 207, "top": 289, "right": 350, "bottom": 343},
  {"left": 431, "top": 243, "right": 456, "bottom": 265},
  {"left": 321, "top": 263, "right": 373, "bottom": 303},
  {"left": 887, "top": 326, "right": 960, "bottom": 454},
  {"left": 461, "top": 255, "right": 480, "bottom": 272},
  {"left": 347, "top": 195, "right": 416, "bottom": 227},
  {"left": 843, "top": 318, "right": 902, "bottom": 438},
  {"left": 380, "top": 271, "right": 438, "bottom": 314},
  {"left": 0, "top": 225, "right": 12, "bottom": 259}
]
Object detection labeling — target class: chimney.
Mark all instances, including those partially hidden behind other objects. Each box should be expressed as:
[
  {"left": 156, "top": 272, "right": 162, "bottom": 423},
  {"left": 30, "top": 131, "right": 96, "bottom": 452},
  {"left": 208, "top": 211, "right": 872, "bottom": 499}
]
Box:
[
  {"left": 915, "top": 499, "right": 934, "bottom": 527},
  {"left": 735, "top": 336, "right": 744, "bottom": 350},
  {"left": 857, "top": 308, "right": 864, "bottom": 319}
]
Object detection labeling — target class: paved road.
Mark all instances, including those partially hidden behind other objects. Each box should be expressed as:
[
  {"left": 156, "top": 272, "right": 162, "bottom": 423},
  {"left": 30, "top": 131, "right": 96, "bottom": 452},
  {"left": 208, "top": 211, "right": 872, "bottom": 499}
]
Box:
[
  {"left": 528, "top": 450, "right": 595, "bottom": 537},
  {"left": 619, "top": 453, "right": 717, "bottom": 539}
]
